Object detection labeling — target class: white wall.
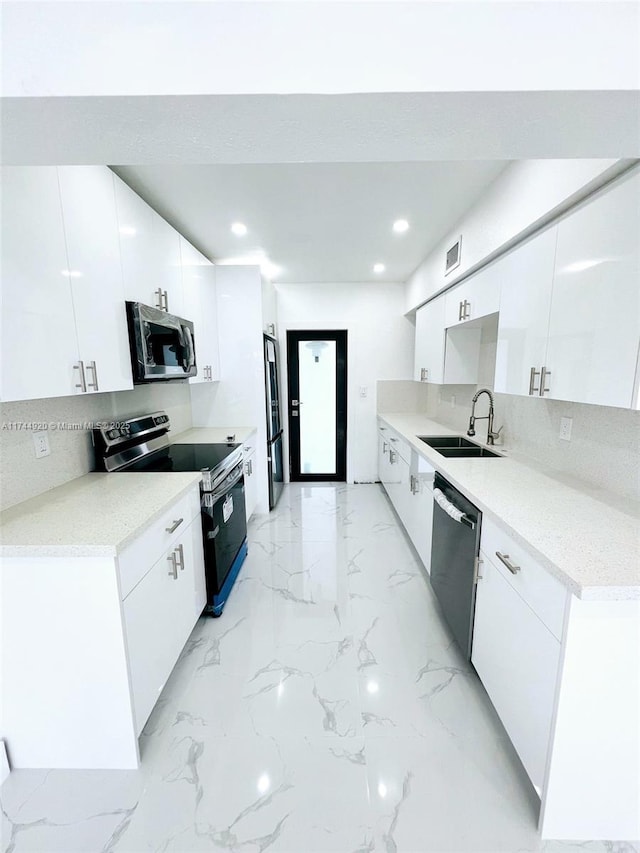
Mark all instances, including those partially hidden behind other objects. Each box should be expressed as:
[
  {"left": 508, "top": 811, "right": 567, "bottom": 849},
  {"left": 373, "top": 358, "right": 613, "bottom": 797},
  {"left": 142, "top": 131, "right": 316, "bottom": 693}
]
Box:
[
  {"left": 405, "top": 159, "right": 632, "bottom": 312},
  {"left": 3, "top": 2, "right": 637, "bottom": 97},
  {"left": 275, "top": 283, "right": 414, "bottom": 483}
]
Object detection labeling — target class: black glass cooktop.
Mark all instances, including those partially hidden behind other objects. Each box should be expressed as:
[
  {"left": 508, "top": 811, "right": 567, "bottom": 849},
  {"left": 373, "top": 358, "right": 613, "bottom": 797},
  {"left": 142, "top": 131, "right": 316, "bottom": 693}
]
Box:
[{"left": 124, "top": 442, "right": 239, "bottom": 473}]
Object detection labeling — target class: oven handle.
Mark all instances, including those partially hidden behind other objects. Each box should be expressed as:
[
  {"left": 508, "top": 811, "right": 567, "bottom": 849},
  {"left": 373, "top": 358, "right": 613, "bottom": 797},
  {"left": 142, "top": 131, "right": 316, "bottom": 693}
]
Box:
[{"left": 206, "top": 463, "right": 244, "bottom": 503}]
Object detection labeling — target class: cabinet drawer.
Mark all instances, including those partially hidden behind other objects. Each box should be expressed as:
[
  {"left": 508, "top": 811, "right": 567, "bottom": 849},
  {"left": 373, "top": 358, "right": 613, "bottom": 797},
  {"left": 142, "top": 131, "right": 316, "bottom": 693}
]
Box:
[
  {"left": 241, "top": 430, "right": 258, "bottom": 459},
  {"left": 386, "top": 430, "right": 410, "bottom": 464},
  {"left": 117, "top": 486, "right": 201, "bottom": 599},
  {"left": 480, "top": 516, "right": 568, "bottom": 640}
]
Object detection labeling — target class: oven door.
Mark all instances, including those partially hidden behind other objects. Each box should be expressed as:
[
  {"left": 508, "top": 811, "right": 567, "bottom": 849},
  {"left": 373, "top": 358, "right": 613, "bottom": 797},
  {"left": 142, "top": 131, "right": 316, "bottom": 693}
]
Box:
[
  {"left": 201, "top": 464, "right": 248, "bottom": 605},
  {"left": 127, "top": 301, "right": 197, "bottom": 381}
]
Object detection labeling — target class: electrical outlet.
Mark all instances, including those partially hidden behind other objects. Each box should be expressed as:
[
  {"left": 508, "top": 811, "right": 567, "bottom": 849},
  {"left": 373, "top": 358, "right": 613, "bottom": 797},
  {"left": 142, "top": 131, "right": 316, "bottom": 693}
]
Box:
[
  {"left": 559, "top": 417, "right": 573, "bottom": 442},
  {"left": 359, "top": 386, "right": 368, "bottom": 398},
  {"left": 33, "top": 431, "right": 51, "bottom": 458}
]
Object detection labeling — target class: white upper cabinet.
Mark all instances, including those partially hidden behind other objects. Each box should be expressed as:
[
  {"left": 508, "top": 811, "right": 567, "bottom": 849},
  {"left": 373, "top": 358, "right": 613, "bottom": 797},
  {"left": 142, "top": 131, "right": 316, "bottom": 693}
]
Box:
[
  {"left": 494, "top": 227, "right": 558, "bottom": 397},
  {"left": 1, "top": 168, "right": 80, "bottom": 402},
  {"left": 180, "top": 237, "right": 219, "bottom": 384},
  {"left": 57, "top": 167, "right": 133, "bottom": 395},
  {"left": 113, "top": 175, "right": 157, "bottom": 307},
  {"left": 444, "top": 263, "right": 500, "bottom": 328},
  {"left": 544, "top": 170, "right": 640, "bottom": 408},
  {"left": 150, "top": 211, "right": 184, "bottom": 317},
  {"left": 414, "top": 297, "right": 446, "bottom": 383},
  {"left": 114, "top": 174, "right": 184, "bottom": 316}
]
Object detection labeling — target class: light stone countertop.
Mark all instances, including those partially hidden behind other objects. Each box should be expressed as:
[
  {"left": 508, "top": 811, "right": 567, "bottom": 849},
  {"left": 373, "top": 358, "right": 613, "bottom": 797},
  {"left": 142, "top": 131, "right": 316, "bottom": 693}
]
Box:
[
  {"left": 0, "top": 472, "right": 202, "bottom": 558},
  {"left": 379, "top": 413, "right": 640, "bottom": 601},
  {"left": 171, "top": 426, "right": 257, "bottom": 445}
]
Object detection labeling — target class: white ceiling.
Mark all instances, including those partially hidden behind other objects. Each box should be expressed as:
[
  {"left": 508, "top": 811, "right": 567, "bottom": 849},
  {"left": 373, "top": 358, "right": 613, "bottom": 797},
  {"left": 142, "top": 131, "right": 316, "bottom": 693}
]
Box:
[{"left": 113, "top": 161, "right": 507, "bottom": 284}]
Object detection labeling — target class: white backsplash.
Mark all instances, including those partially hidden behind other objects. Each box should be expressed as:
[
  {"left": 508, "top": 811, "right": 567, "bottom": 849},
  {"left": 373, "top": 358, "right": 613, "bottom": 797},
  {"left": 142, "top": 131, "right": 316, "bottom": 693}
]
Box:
[
  {"left": 0, "top": 383, "right": 193, "bottom": 511},
  {"left": 378, "top": 379, "right": 640, "bottom": 502}
]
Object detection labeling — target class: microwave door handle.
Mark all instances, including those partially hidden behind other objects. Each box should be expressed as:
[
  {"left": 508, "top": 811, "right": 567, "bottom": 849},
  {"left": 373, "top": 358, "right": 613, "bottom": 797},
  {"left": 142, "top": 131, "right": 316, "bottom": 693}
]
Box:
[{"left": 182, "top": 325, "right": 195, "bottom": 371}]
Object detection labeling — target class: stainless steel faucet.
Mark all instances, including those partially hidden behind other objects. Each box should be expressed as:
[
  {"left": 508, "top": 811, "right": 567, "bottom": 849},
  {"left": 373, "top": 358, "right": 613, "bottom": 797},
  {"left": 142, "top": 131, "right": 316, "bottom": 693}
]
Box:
[{"left": 467, "top": 388, "right": 502, "bottom": 446}]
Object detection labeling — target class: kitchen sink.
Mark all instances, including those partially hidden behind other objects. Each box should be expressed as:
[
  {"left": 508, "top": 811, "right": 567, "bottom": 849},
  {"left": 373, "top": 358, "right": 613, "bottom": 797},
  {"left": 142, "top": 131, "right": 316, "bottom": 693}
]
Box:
[{"left": 417, "top": 435, "right": 502, "bottom": 458}]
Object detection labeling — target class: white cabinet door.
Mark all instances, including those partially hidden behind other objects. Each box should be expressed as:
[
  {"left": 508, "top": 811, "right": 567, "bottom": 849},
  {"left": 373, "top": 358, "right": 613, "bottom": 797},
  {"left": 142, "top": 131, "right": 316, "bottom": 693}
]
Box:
[
  {"left": 444, "top": 263, "right": 501, "bottom": 328},
  {"left": 545, "top": 170, "right": 640, "bottom": 408},
  {"left": 151, "top": 211, "right": 184, "bottom": 317},
  {"left": 123, "top": 518, "right": 203, "bottom": 735},
  {"left": 1, "top": 167, "right": 80, "bottom": 402},
  {"left": 243, "top": 450, "right": 258, "bottom": 519},
  {"left": 57, "top": 167, "right": 133, "bottom": 394},
  {"left": 472, "top": 554, "right": 562, "bottom": 792},
  {"left": 180, "top": 237, "right": 219, "bottom": 384},
  {"left": 494, "top": 226, "right": 558, "bottom": 397},
  {"left": 387, "top": 449, "right": 412, "bottom": 531},
  {"left": 414, "top": 297, "right": 446, "bottom": 383},
  {"left": 407, "top": 452, "right": 435, "bottom": 573},
  {"left": 112, "top": 174, "right": 158, "bottom": 308}
]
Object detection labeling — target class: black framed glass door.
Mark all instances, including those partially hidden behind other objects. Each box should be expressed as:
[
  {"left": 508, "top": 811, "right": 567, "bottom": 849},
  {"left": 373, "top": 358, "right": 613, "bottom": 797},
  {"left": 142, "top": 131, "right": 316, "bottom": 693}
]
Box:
[{"left": 286, "top": 330, "right": 347, "bottom": 482}]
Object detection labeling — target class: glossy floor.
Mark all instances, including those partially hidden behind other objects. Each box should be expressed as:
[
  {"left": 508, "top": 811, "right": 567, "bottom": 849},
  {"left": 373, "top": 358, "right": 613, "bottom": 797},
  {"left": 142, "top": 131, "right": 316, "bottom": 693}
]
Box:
[{"left": 1, "top": 484, "right": 637, "bottom": 853}]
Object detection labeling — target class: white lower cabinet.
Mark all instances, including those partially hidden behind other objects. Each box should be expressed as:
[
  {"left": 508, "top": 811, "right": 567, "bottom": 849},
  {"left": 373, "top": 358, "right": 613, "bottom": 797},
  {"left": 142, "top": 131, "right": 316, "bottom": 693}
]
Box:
[
  {"left": 472, "top": 552, "right": 562, "bottom": 792},
  {"left": 1, "top": 484, "right": 205, "bottom": 769},
  {"left": 243, "top": 451, "right": 258, "bottom": 519},
  {"left": 124, "top": 515, "right": 205, "bottom": 734}
]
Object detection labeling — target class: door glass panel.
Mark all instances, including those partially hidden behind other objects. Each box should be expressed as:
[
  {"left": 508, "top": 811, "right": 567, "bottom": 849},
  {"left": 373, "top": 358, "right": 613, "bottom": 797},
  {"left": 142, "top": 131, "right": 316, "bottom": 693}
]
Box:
[{"left": 298, "top": 340, "right": 336, "bottom": 474}]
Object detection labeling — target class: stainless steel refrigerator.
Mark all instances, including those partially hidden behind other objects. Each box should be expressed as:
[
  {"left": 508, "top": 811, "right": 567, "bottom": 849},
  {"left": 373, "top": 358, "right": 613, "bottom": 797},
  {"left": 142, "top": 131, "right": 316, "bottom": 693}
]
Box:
[{"left": 264, "top": 334, "right": 284, "bottom": 509}]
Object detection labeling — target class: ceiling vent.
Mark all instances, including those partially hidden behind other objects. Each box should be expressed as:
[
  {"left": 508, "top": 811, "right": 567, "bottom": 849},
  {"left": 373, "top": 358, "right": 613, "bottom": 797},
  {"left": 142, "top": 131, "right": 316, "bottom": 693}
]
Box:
[{"left": 445, "top": 236, "right": 462, "bottom": 275}]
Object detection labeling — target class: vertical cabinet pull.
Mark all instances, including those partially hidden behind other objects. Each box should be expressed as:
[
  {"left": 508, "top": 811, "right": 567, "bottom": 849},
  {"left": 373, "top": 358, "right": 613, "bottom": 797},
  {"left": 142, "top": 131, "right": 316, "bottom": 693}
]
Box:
[
  {"left": 458, "top": 301, "right": 463, "bottom": 321},
  {"left": 154, "top": 288, "right": 164, "bottom": 310},
  {"left": 86, "top": 360, "right": 99, "bottom": 391},
  {"left": 462, "top": 300, "right": 471, "bottom": 320},
  {"left": 539, "top": 366, "right": 551, "bottom": 397},
  {"left": 163, "top": 290, "right": 169, "bottom": 312},
  {"left": 174, "top": 544, "right": 185, "bottom": 571},
  {"left": 167, "top": 551, "right": 178, "bottom": 579},
  {"left": 74, "top": 361, "right": 87, "bottom": 393},
  {"left": 420, "top": 367, "right": 428, "bottom": 382},
  {"left": 528, "top": 366, "right": 541, "bottom": 395}
]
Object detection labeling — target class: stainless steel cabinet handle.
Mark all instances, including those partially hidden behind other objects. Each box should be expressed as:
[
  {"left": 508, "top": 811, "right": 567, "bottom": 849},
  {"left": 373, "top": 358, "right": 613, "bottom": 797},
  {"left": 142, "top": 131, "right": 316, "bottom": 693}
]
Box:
[
  {"left": 382, "top": 441, "right": 388, "bottom": 453},
  {"left": 165, "top": 518, "right": 184, "bottom": 534},
  {"left": 389, "top": 449, "right": 397, "bottom": 464},
  {"left": 154, "top": 288, "right": 164, "bottom": 310},
  {"left": 167, "top": 551, "right": 178, "bottom": 579},
  {"left": 163, "top": 290, "right": 169, "bottom": 312},
  {"left": 74, "top": 361, "right": 87, "bottom": 393},
  {"left": 389, "top": 437, "right": 398, "bottom": 443},
  {"left": 249, "top": 459, "right": 253, "bottom": 476},
  {"left": 462, "top": 300, "right": 471, "bottom": 320},
  {"left": 495, "top": 551, "right": 521, "bottom": 574},
  {"left": 539, "top": 366, "right": 551, "bottom": 397},
  {"left": 175, "top": 543, "right": 185, "bottom": 571},
  {"left": 86, "top": 360, "right": 99, "bottom": 391},
  {"left": 529, "top": 366, "right": 541, "bottom": 396},
  {"left": 420, "top": 367, "right": 428, "bottom": 382},
  {"left": 458, "top": 301, "right": 463, "bottom": 321}
]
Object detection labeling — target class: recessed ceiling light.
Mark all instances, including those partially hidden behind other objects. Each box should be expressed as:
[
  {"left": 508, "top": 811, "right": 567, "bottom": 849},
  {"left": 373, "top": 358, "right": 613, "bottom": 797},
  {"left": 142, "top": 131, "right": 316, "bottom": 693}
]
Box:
[
  {"left": 119, "top": 225, "right": 137, "bottom": 237},
  {"left": 231, "top": 222, "right": 248, "bottom": 236},
  {"left": 61, "top": 269, "right": 83, "bottom": 278},
  {"left": 373, "top": 263, "right": 385, "bottom": 274},
  {"left": 392, "top": 219, "right": 410, "bottom": 233}
]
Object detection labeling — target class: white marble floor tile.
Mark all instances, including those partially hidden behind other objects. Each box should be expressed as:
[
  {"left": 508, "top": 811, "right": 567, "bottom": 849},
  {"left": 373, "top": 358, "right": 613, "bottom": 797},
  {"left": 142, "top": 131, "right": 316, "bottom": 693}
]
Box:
[{"left": 2, "top": 484, "right": 636, "bottom": 853}]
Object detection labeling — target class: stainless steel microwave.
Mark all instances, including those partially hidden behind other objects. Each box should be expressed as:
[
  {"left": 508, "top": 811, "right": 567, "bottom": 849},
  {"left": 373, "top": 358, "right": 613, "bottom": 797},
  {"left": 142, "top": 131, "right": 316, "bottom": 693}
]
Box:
[{"left": 126, "top": 301, "right": 197, "bottom": 382}]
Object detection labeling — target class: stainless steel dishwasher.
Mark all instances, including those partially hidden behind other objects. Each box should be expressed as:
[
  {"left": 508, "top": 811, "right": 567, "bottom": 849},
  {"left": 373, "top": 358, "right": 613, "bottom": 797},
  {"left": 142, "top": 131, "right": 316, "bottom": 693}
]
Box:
[{"left": 430, "top": 473, "right": 482, "bottom": 659}]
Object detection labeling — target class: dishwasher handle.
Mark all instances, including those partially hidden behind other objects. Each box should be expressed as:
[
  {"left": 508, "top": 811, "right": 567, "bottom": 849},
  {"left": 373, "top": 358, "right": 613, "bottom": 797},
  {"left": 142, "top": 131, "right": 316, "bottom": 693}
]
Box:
[{"left": 433, "top": 488, "right": 476, "bottom": 530}]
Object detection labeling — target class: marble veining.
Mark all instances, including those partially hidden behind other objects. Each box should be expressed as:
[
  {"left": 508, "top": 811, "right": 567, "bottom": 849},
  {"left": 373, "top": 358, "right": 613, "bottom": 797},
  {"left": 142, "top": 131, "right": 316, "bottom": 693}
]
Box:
[{"left": 1, "top": 483, "right": 638, "bottom": 853}]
